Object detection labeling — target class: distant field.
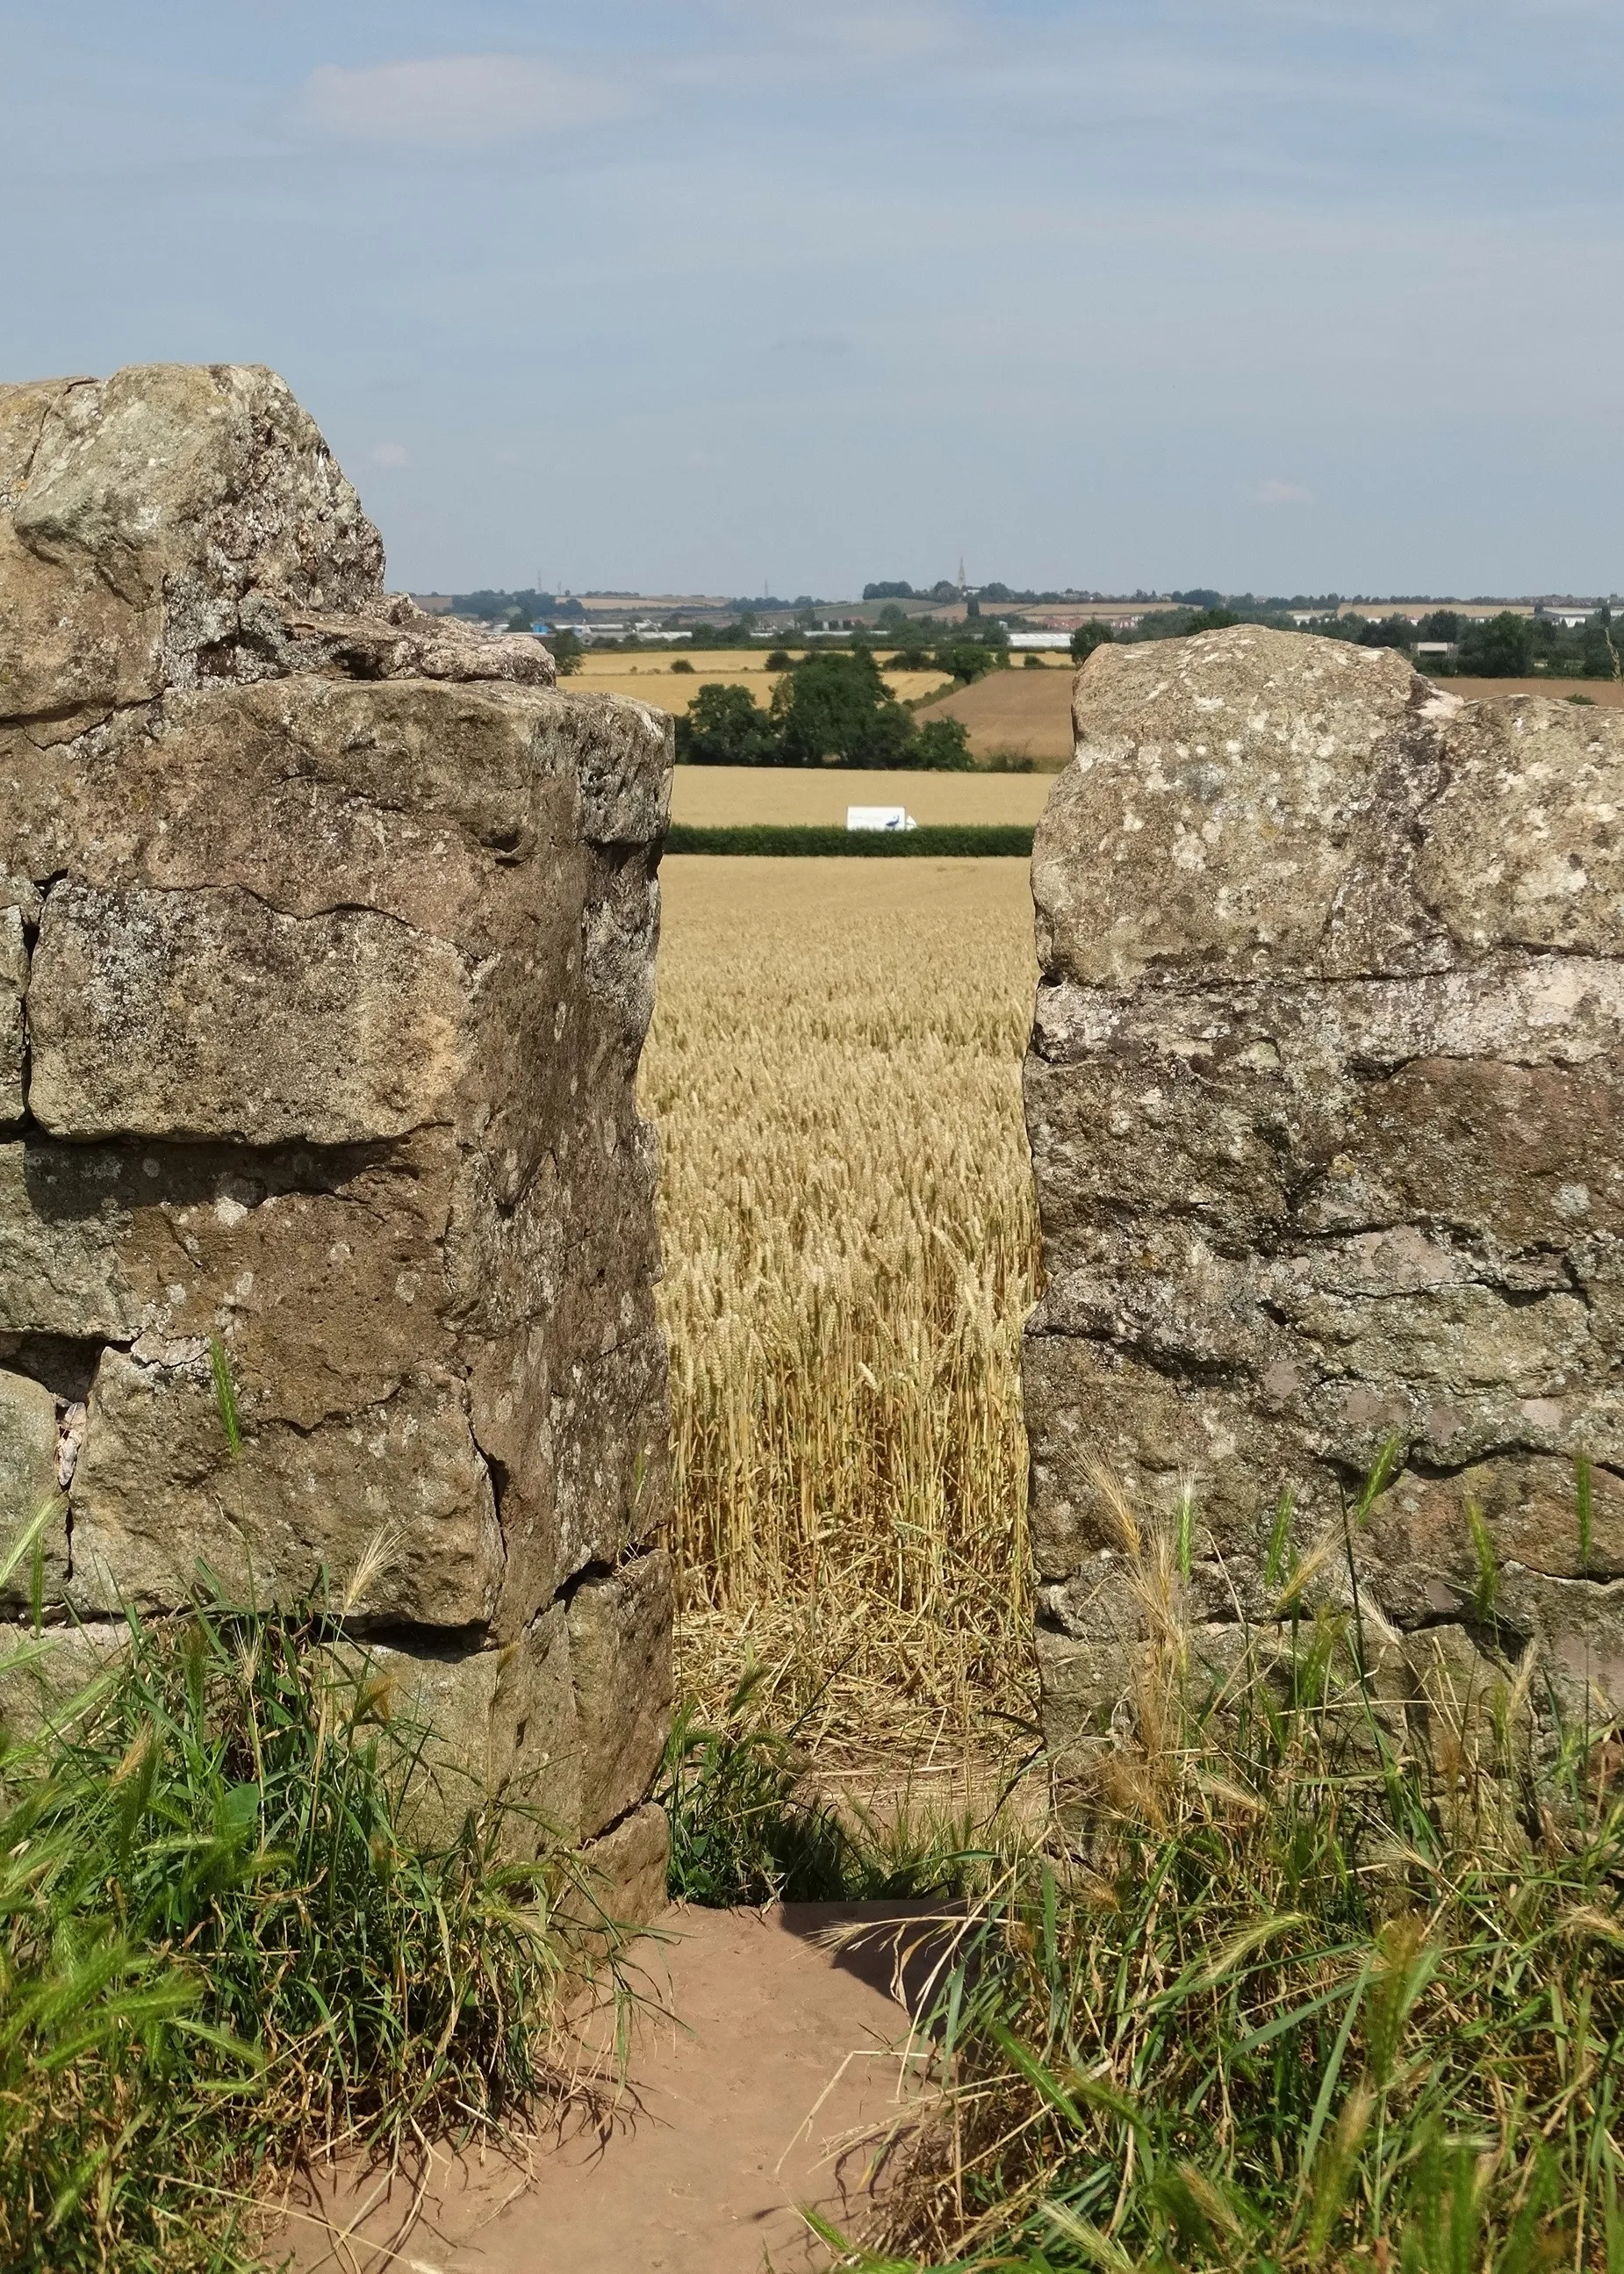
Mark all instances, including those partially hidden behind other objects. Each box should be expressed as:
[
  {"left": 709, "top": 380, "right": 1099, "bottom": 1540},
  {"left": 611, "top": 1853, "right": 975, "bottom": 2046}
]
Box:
[
  {"left": 1448, "top": 676, "right": 1624, "bottom": 705},
  {"left": 913, "top": 660, "right": 1624, "bottom": 763},
  {"left": 568, "top": 649, "right": 955, "bottom": 710},
  {"left": 669, "top": 765, "right": 1057, "bottom": 827},
  {"left": 918, "top": 669, "right": 1075, "bottom": 762}
]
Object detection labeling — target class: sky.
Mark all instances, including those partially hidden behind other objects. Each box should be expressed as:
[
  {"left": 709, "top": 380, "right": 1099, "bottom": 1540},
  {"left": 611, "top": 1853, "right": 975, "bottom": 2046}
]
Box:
[{"left": 2, "top": 2, "right": 1620, "bottom": 599}]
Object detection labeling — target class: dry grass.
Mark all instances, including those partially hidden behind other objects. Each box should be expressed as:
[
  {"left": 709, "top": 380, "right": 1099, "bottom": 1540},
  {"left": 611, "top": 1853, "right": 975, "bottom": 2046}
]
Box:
[
  {"left": 642, "top": 855, "right": 1040, "bottom": 1769},
  {"left": 670, "top": 766, "right": 1058, "bottom": 828}
]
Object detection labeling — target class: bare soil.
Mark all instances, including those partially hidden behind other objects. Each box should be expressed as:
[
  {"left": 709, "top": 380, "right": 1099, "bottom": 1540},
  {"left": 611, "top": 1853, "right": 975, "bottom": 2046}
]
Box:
[{"left": 276, "top": 1903, "right": 951, "bottom": 2274}]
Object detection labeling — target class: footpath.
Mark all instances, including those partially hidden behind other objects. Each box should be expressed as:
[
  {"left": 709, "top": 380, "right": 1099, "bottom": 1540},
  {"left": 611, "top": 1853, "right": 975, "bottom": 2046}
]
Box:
[{"left": 282, "top": 1901, "right": 948, "bottom": 2274}]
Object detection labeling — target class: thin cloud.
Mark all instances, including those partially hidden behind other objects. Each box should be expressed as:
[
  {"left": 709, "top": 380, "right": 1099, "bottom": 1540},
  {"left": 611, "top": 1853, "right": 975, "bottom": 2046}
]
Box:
[
  {"left": 370, "top": 441, "right": 410, "bottom": 468},
  {"left": 718, "top": 0, "right": 966, "bottom": 61},
  {"left": 768, "top": 332, "right": 855, "bottom": 356},
  {"left": 1258, "top": 479, "right": 1315, "bottom": 507},
  {"left": 294, "top": 56, "right": 627, "bottom": 148}
]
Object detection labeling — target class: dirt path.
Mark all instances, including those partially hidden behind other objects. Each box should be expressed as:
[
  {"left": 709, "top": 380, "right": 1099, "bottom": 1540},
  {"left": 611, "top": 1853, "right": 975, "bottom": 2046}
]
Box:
[{"left": 280, "top": 1902, "right": 951, "bottom": 2274}]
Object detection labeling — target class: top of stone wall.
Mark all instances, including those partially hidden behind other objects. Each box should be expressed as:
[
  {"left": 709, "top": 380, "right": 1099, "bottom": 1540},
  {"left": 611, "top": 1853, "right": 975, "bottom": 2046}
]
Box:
[
  {"left": 0, "top": 363, "right": 555, "bottom": 720},
  {"left": 1033, "top": 625, "right": 1624, "bottom": 987}
]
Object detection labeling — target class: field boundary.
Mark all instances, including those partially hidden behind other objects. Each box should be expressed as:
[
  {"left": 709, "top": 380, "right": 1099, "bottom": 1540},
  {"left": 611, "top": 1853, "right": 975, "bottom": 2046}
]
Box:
[{"left": 664, "top": 823, "right": 1035, "bottom": 857}]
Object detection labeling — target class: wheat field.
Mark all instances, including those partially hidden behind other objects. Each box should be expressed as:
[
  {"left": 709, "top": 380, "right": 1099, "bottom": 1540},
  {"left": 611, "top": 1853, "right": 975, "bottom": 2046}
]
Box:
[
  {"left": 570, "top": 648, "right": 956, "bottom": 710},
  {"left": 641, "top": 855, "right": 1041, "bottom": 1764},
  {"left": 669, "top": 764, "right": 1057, "bottom": 828}
]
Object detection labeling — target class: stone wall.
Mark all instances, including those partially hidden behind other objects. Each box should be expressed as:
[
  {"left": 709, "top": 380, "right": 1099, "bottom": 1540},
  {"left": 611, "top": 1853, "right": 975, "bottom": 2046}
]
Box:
[
  {"left": 0, "top": 363, "right": 673, "bottom": 1921},
  {"left": 1024, "top": 625, "right": 1623, "bottom": 1777}
]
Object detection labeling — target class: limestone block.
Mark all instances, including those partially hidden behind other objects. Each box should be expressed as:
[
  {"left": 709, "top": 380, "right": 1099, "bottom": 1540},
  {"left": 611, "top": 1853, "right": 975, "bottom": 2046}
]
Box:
[
  {"left": 575, "top": 1803, "right": 671, "bottom": 1934},
  {"left": 69, "top": 1350, "right": 502, "bottom": 1624},
  {"left": 0, "top": 363, "right": 382, "bottom": 717},
  {"left": 567, "top": 1549, "right": 673, "bottom": 1839},
  {"left": 29, "top": 882, "right": 478, "bottom": 1145},
  {"left": 0, "top": 1617, "right": 130, "bottom": 1739},
  {"left": 346, "top": 1608, "right": 583, "bottom": 1852},
  {"left": 0, "top": 904, "right": 23, "bottom": 1127},
  {"left": 1025, "top": 627, "right": 1624, "bottom": 1767},
  {"left": 0, "top": 359, "right": 672, "bottom": 1854},
  {"left": 0, "top": 1369, "right": 68, "bottom": 1608}
]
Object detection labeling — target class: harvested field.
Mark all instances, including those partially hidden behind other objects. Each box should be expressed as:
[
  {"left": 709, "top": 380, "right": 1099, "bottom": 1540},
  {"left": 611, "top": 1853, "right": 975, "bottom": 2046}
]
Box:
[
  {"left": 568, "top": 648, "right": 954, "bottom": 710},
  {"left": 670, "top": 765, "right": 1055, "bottom": 828},
  {"left": 1449, "top": 674, "right": 1624, "bottom": 703},
  {"left": 642, "top": 856, "right": 1039, "bottom": 1759},
  {"left": 916, "top": 666, "right": 1075, "bottom": 762}
]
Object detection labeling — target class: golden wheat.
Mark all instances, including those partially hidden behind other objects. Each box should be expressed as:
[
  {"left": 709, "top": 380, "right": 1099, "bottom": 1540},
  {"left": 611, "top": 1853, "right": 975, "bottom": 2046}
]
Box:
[
  {"left": 668, "top": 763, "right": 1056, "bottom": 829},
  {"left": 642, "top": 854, "right": 1040, "bottom": 1761}
]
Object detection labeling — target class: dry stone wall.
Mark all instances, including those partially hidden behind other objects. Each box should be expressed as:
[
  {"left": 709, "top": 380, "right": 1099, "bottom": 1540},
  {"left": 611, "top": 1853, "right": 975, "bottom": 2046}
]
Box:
[
  {"left": 0, "top": 363, "right": 673, "bottom": 1921},
  {"left": 1025, "top": 625, "right": 1624, "bottom": 1779}
]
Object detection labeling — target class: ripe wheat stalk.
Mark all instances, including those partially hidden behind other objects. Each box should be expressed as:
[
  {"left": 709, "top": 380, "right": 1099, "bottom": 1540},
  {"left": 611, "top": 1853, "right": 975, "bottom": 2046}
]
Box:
[{"left": 642, "top": 856, "right": 1040, "bottom": 1767}]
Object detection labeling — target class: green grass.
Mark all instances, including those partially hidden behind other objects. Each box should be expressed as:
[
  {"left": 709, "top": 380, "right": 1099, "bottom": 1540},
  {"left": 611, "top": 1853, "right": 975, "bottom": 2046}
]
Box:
[
  {"left": 0, "top": 1533, "right": 605, "bottom": 2270},
  {"left": 664, "top": 824, "right": 1036, "bottom": 857},
  {"left": 659, "top": 1667, "right": 1009, "bottom": 1905},
  {"left": 823, "top": 1478, "right": 1624, "bottom": 2273}
]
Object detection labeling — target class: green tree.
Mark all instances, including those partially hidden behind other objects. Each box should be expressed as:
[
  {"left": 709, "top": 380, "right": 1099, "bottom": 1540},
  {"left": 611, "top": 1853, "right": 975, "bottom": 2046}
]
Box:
[
  {"left": 1070, "top": 621, "right": 1113, "bottom": 664},
  {"left": 673, "top": 681, "right": 775, "bottom": 765},
  {"left": 1457, "top": 611, "right": 1534, "bottom": 676},
  {"left": 546, "top": 628, "right": 584, "bottom": 675},
  {"left": 1418, "top": 609, "right": 1462, "bottom": 644},
  {"left": 1357, "top": 615, "right": 1416, "bottom": 650},
  {"left": 933, "top": 640, "right": 1000, "bottom": 686},
  {"left": 1581, "top": 609, "right": 1619, "bottom": 680},
  {"left": 769, "top": 648, "right": 915, "bottom": 766},
  {"left": 911, "top": 717, "right": 974, "bottom": 770}
]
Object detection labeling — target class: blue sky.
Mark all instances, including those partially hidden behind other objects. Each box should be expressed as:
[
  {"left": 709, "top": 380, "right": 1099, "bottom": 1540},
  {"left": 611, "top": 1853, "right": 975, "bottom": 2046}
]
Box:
[{"left": 3, "top": 2, "right": 1620, "bottom": 597}]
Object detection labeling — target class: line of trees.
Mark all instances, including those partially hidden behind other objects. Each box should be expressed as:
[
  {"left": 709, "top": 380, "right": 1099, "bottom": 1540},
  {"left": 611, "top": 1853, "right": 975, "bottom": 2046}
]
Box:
[
  {"left": 674, "top": 651, "right": 975, "bottom": 768},
  {"left": 1065, "top": 602, "right": 1620, "bottom": 679}
]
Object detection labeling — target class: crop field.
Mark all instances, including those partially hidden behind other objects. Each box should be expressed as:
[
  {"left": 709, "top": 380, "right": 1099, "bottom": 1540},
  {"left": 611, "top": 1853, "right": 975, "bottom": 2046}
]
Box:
[
  {"left": 569, "top": 648, "right": 955, "bottom": 710},
  {"left": 641, "top": 854, "right": 1040, "bottom": 1759},
  {"left": 917, "top": 665, "right": 1077, "bottom": 762},
  {"left": 670, "top": 764, "right": 1057, "bottom": 828}
]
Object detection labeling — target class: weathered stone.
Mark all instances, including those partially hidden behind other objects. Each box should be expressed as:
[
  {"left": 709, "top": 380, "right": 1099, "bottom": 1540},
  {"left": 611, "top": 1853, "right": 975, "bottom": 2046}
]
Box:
[
  {"left": 0, "top": 362, "right": 672, "bottom": 1898},
  {"left": 1025, "top": 627, "right": 1624, "bottom": 1775},
  {"left": 68, "top": 1349, "right": 503, "bottom": 1623},
  {"left": 568, "top": 1548, "right": 673, "bottom": 1839},
  {"left": 0, "top": 363, "right": 383, "bottom": 719},
  {"left": 0, "top": 904, "right": 24, "bottom": 1127},
  {"left": 0, "top": 1369, "right": 68, "bottom": 1608},
  {"left": 342, "top": 1607, "right": 583, "bottom": 1852},
  {"left": 29, "top": 881, "right": 478, "bottom": 1145},
  {"left": 0, "top": 1617, "right": 130, "bottom": 1738},
  {"left": 574, "top": 1803, "right": 672, "bottom": 1936}
]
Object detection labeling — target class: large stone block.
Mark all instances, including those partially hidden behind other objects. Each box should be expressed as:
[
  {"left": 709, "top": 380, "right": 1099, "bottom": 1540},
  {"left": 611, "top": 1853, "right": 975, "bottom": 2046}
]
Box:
[
  {"left": 1025, "top": 627, "right": 1624, "bottom": 1775},
  {"left": 567, "top": 1548, "right": 674, "bottom": 1839},
  {"left": 0, "top": 363, "right": 673, "bottom": 1908}
]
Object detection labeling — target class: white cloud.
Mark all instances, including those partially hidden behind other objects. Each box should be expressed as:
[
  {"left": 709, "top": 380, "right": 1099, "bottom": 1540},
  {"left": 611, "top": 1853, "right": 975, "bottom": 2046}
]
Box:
[
  {"left": 370, "top": 440, "right": 410, "bottom": 468},
  {"left": 1258, "top": 479, "right": 1315, "bottom": 506},
  {"left": 295, "top": 56, "right": 627, "bottom": 148}
]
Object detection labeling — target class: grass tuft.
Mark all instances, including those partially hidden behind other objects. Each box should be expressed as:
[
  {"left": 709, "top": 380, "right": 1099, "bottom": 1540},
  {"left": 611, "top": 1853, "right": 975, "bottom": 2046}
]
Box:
[
  {"left": 0, "top": 1587, "right": 594, "bottom": 2272},
  {"left": 832, "top": 1477, "right": 1624, "bottom": 2274}
]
